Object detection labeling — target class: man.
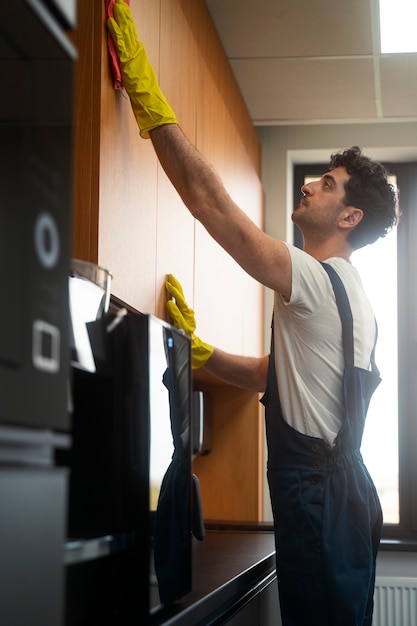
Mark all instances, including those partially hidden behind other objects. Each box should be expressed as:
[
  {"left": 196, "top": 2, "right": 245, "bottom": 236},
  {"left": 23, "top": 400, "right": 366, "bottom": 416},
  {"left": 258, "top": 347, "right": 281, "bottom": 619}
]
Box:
[{"left": 108, "top": 2, "right": 399, "bottom": 624}]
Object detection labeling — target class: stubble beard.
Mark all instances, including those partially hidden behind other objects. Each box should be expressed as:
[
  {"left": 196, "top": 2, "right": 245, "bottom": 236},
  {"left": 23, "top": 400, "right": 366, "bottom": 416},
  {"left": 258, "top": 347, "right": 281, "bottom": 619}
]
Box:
[{"left": 292, "top": 200, "right": 345, "bottom": 242}]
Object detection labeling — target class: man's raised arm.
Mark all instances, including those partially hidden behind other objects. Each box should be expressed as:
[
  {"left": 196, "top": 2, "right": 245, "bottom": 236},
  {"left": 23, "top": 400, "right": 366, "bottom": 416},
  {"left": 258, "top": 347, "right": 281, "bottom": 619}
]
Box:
[{"left": 107, "top": 0, "right": 292, "bottom": 300}]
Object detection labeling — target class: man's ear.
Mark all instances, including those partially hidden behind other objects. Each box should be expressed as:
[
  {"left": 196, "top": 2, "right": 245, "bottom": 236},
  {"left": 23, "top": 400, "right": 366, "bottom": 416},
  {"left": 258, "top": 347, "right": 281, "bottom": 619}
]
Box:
[{"left": 340, "top": 207, "right": 363, "bottom": 230}]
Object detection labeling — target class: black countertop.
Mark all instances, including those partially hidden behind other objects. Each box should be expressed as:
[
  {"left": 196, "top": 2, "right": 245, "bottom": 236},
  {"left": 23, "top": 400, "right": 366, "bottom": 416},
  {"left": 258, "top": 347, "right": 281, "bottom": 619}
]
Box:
[{"left": 149, "top": 524, "right": 277, "bottom": 625}]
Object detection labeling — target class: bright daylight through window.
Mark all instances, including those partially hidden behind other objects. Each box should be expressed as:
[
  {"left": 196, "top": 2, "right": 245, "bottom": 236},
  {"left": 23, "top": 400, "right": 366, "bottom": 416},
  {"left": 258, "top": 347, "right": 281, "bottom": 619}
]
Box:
[
  {"left": 353, "top": 183, "right": 399, "bottom": 524},
  {"left": 379, "top": 0, "right": 417, "bottom": 53}
]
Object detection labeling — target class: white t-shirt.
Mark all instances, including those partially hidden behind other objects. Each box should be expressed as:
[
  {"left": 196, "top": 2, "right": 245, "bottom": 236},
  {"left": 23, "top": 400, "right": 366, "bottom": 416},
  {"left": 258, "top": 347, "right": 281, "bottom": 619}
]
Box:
[{"left": 273, "top": 244, "right": 376, "bottom": 446}]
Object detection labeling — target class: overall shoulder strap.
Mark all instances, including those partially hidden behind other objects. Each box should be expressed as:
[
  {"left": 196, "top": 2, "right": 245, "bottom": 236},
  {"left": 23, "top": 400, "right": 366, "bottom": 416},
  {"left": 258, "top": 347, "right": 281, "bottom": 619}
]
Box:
[
  {"left": 321, "top": 262, "right": 355, "bottom": 368},
  {"left": 320, "top": 262, "right": 379, "bottom": 375}
]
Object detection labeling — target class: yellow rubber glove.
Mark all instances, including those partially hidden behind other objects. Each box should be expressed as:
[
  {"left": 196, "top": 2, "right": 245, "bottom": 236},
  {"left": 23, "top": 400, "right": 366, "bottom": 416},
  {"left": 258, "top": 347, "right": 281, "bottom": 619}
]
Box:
[
  {"left": 107, "top": 0, "right": 178, "bottom": 138},
  {"left": 165, "top": 274, "right": 214, "bottom": 370}
]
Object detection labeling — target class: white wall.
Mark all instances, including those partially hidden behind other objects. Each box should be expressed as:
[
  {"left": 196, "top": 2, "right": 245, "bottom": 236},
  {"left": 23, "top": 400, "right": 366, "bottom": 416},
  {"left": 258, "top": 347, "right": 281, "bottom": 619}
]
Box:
[{"left": 377, "top": 549, "right": 417, "bottom": 577}]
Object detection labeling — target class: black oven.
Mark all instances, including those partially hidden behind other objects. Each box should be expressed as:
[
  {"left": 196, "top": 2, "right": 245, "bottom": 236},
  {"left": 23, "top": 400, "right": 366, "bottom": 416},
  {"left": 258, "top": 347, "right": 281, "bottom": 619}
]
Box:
[{"left": 62, "top": 301, "right": 195, "bottom": 623}]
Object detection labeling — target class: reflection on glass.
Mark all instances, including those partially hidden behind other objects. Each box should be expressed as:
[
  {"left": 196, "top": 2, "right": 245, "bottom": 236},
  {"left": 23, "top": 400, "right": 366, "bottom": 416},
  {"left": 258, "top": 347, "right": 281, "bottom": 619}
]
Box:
[
  {"left": 148, "top": 319, "right": 192, "bottom": 609},
  {"left": 149, "top": 324, "right": 173, "bottom": 511}
]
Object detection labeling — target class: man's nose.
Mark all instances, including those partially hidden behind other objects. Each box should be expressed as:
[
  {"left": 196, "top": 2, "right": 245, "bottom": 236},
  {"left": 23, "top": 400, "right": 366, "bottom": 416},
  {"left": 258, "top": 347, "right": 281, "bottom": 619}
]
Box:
[{"left": 301, "top": 182, "right": 312, "bottom": 196}]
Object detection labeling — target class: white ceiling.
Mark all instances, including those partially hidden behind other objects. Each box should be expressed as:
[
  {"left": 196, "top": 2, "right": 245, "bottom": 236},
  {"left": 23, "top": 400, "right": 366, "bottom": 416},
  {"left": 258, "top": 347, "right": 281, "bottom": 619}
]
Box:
[{"left": 204, "top": 0, "right": 417, "bottom": 127}]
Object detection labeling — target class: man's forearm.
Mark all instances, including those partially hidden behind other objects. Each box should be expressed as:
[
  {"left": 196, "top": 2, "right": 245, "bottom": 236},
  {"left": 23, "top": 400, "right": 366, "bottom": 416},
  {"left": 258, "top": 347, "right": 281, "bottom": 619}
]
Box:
[
  {"left": 202, "top": 348, "right": 268, "bottom": 393},
  {"left": 150, "top": 124, "right": 232, "bottom": 221},
  {"left": 150, "top": 125, "right": 262, "bottom": 267},
  {"left": 149, "top": 125, "right": 293, "bottom": 299}
]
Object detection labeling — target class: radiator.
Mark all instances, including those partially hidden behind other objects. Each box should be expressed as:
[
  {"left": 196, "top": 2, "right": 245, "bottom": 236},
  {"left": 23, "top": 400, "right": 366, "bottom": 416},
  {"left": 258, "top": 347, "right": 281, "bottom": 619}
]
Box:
[{"left": 373, "top": 577, "right": 417, "bottom": 626}]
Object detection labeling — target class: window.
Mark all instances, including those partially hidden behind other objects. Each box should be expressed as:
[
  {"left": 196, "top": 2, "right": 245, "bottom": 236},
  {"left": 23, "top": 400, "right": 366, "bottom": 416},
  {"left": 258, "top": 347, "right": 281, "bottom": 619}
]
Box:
[
  {"left": 293, "top": 161, "right": 417, "bottom": 542},
  {"left": 353, "top": 202, "right": 398, "bottom": 524}
]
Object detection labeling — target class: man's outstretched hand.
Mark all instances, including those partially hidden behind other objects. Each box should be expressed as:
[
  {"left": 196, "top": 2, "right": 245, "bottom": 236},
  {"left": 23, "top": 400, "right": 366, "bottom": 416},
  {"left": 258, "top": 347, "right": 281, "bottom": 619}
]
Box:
[
  {"left": 165, "top": 274, "right": 214, "bottom": 369},
  {"left": 107, "top": 0, "right": 178, "bottom": 138}
]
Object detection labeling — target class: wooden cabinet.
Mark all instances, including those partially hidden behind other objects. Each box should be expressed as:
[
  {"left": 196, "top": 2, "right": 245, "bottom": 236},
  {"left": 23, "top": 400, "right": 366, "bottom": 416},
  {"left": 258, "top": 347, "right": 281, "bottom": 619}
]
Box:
[{"left": 71, "top": 0, "right": 265, "bottom": 521}]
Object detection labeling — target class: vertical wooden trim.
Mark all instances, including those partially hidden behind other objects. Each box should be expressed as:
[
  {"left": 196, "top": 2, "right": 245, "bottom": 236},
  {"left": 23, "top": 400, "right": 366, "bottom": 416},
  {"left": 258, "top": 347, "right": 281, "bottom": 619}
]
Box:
[{"left": 71, "top": 0, "right": 103, "bottom": 262}]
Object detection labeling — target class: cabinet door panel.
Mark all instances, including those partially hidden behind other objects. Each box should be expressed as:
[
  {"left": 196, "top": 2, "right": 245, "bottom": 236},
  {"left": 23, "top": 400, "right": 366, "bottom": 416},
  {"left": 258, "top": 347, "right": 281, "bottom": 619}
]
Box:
[
  {"left": 72, "top": 0, "right": 265, "bottom": 522},
  {"left": 155, "top": 0, "right": 198, "bottom": 319},
  {"left": 193, "top": 386, "right": 263, "bottom": 521},
  {"left": 98, "top": 0, "right": 160, "bottom": 313}
]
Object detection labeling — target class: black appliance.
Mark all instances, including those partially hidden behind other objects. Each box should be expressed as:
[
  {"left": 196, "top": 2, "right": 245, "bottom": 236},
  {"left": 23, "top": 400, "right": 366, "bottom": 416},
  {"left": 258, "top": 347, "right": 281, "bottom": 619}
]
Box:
[
  {"left": 63, "top": 298, "right": 198, "bottom": 624},
  {"left": 0, "top": 1, "right": 74, "bottom": 432},
  {"left": 0, "top": 2, "right": 76, "bottom": 625}
]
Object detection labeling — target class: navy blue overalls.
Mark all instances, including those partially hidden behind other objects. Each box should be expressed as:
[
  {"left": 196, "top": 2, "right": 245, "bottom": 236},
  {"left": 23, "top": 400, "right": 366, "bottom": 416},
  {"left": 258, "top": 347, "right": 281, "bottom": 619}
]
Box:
[{"left": 261, "top": 263, "right": 383, "bottom": 626}]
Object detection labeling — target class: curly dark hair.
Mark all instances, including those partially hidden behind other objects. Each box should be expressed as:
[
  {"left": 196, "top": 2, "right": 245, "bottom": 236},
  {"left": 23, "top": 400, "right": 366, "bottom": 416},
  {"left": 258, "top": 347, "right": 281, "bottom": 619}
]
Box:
[{"left": 329, "top": 146, "right": 399, "bottom": 250}]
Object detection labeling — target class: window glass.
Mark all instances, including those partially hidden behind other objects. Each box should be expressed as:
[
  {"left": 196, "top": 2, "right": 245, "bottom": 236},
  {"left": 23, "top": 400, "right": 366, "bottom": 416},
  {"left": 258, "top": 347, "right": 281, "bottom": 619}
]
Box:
[{"left": 353, "top": 217, "right": 399, "bottom": 523}]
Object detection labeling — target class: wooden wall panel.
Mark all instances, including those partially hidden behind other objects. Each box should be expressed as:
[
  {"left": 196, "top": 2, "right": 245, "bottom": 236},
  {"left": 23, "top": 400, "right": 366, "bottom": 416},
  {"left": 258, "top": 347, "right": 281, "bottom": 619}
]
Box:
[
  {"left": 71, "top": 0, "right": 102, "bottom": 262},
  {"left": 187, "top": 0, "right": 265, "bottom": 520},
  {"left": 72, "top": 0, "right": 266, "bottom": 521},
  {"left": 193, "top": 385, "right": 264, "bottom": 522},
  {"left": 191, "top": 0, "right": 261, "bottom": 172},
  {"left": 98, "top": 0, "right": 160, "bottom": 313},
  {"left": 155, "top": 0, "right": 198, "bottom": 320},
  {"left": 192, "top": 26, "right": 243, "bottom": 354}
]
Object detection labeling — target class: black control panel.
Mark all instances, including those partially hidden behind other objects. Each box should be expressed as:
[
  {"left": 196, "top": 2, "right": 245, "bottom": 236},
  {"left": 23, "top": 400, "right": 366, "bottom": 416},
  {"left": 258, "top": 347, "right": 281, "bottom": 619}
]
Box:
[{"left": 0, "top": 2, "right": 76, "bottom": 430}]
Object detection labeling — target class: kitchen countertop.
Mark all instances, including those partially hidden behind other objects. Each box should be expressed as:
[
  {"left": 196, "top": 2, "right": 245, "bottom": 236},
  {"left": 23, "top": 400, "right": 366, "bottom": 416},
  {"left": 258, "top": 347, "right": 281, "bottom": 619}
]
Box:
[{"left": 149, "top": 523, "right": 277, "bottom": 625}]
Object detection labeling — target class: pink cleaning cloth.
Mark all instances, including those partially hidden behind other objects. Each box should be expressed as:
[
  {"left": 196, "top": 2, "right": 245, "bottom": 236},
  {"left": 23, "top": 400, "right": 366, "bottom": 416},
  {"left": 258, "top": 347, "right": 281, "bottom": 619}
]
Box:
[{"left": 106, "top": 0, "right": 131, "bottom": 90}]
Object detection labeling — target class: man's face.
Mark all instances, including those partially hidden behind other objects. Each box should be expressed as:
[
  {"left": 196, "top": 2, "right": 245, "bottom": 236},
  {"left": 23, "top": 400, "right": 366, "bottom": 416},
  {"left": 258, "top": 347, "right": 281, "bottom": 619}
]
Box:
[{"left": 292, "top": 166, "right": 351, "bottom": 239}]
